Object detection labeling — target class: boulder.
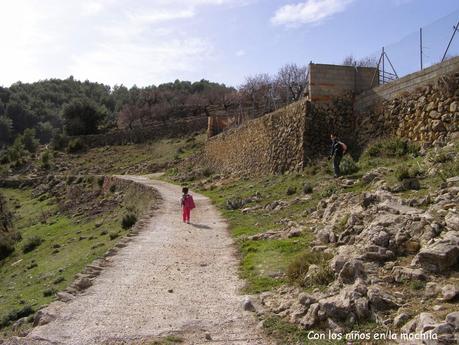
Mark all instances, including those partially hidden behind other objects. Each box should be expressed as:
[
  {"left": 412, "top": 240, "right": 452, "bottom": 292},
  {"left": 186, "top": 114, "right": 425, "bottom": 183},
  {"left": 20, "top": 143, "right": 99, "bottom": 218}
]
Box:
[
  {"left": 394, "top": 312, "right": 411, "bottom": 328},
  {"left": 300, "top": 303, "right": 320, "bottom": 328},
  {"left": 319, "top": 294, "right": 352, "bottom": 321},
  {"left": 367, "top": 285, "right": 399, "bottom": 311},
  {"left": 445, "top": 311, "right": 459, "bottom": 330},
  {"left": 445, "top": 212, "right": 459, "bottom": 231},
  {"left": 412, "top": 232, "right": 459, "bottom": 272},
  {"left": 425, "top": 282, "right": 440, "bottom": 298},
  {"left": 441, "top": 284, "right": 459, "bottom": 301},
  {"left": 338, "top": 259, "right": 366, "bottom": 284}
]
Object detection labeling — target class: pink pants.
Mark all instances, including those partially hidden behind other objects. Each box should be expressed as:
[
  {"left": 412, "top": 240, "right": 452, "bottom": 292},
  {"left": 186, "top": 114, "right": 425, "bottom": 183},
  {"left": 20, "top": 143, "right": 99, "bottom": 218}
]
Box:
[{"left": 182, "top": 207, "right": 191, "bottom": 222}]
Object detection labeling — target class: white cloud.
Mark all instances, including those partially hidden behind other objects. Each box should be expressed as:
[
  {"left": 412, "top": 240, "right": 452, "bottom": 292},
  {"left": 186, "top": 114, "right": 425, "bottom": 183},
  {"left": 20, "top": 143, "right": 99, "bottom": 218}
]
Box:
[
  {"left": 271, "top": 0, "right": 354, "bottom": 27},
  {"left": 236, "top": 49, "right": 246, "bottom": 57},
  {"left": 0, "top": 0, "right": 249, "bottom": 87}
]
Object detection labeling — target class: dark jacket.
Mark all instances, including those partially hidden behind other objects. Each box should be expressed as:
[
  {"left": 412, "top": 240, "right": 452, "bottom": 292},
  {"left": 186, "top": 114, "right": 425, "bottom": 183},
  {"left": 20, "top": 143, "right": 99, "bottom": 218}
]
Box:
[{"left": 331, "top": 139, "right": 344, "bottom": 157}]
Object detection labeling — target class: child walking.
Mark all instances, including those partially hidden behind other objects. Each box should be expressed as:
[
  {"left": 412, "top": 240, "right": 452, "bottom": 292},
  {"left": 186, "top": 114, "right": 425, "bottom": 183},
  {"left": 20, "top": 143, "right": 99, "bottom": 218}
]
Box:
[{"left": 180, "top": 187, "right": 196, "bottom": 224}]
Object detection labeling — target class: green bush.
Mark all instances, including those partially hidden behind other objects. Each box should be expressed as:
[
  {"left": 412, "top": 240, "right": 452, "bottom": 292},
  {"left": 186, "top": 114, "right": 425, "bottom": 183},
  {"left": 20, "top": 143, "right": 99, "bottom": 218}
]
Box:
[
  {"left": 287, "top": 250, "right": 334, "bottom": 288},
  {"left": 286, "top": 186, "right": 297, "bottom": 195},
  {"left": 22, "top": 236, "right": 43, "bottom": 253},
  {"left": 67, "top": 138, "right": 86, "bottom": 153},
  {"left": 340, "top": 156, "right": 359, "bottom": 175},
  {"left": 364, "top": 137, "right": 420, "bottom": 158},
  {"left": 226, "top": 198, "right": 247, "bottom": 210},
  {"left": 320, "top": 185, "right": 337, "bottom": 198},
  {"left": 121, "top": 213, "right": 137, "bottom": 229},
  {"left": 395, "top": 166, "right": 421, "bottom": 181},
  {"left": 0, "top": 305, "right": 34, "bottom": 328},
  {"left": 109, "top": 231, "right": 120, "bottom": 240},
  {"left": 43, "top": 288, "right": 57, "bottom": 297},
  {"left": 40, "top": 150, "right": 51, "bottom": 170},
  {"left": 0, "top": 233, "right": 15, "bottom": 261},
  {"left": 51, "top": 132, "right": 69, "bottom": 151},
  {"left": 20, "top": 128, "right": 39, "bottom": 153},
  {"left": 303, "top": 183, "right": 313, "bottom": 194}
]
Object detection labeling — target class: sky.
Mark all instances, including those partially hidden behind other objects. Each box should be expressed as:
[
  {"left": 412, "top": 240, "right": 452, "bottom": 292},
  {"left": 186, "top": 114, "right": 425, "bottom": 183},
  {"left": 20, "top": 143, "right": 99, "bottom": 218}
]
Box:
[{"left": 0, "top": 0, "right": 458, "bottom": 88}]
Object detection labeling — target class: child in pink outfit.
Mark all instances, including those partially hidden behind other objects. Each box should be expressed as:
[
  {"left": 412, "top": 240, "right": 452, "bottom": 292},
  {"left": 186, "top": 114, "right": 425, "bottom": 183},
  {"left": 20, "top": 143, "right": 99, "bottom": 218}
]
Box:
[{"left": 180, "top": 187, "right": 195, "bottom": 223}]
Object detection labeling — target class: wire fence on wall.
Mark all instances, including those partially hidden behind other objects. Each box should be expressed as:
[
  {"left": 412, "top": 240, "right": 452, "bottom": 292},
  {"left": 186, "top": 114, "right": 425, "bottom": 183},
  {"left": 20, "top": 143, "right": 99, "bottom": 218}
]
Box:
[{"left": 365, "top": 9, "right": 459, "bottom": 83}]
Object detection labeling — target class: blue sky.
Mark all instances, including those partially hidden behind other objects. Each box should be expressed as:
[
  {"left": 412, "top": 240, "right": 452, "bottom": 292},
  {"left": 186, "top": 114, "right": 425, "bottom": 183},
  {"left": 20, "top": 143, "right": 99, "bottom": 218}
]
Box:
[{"left": 0, "top": 0, "right": 458, "bottom": 88}]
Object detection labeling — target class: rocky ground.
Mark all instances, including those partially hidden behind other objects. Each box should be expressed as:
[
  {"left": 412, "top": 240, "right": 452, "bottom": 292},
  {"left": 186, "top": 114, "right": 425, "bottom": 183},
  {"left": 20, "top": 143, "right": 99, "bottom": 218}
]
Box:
[{"left": 256, "top": 174, "right": 459, "bottom": 343}]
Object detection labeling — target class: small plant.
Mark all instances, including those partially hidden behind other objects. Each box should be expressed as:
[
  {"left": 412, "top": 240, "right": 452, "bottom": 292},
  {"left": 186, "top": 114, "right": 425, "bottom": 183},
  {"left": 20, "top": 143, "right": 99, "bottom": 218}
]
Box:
[
  {"left": 320, "top": 185, "right": 337, "bottom": 198},
  {"left": 109, "top": 232, "right": 120, "bottom": 240},
  {"left": 286, "top": 186, "right": 297, "bottom": 195},
  {"left": 67, "top": 138, "right": 87, "bottom": 153},
  {"left": 97, "top": 176, "right": 105, "bottom": 187},
  {"left": 40, "top": 149, "right": 51, "bottom": 170},
  {"left": 395, "top": 166, "right": 421, "bottom": 181},
  {"left": 409, "top": 280, "right": 426, "bottom": 291},
  {"left": 363, "top": 137, "right": 419, "bottom": 158},
  {"left": 303, "top": 183, "right": 313, "bottom": 194},
  {"left": 43, "top": 287, "right": 57, "bottom": 297},
  {"left": 51, "top": 132, "right": 69, "bottom": 151},
  {"left": 0, "top": 305, "right": 34, "bottom": 328},
  {"left": 340, "top": 156, "right": 359, "bottom": 175},
  {"left": 109, "top": 184, "right": 116, "bottom": 193},
  {"left": 121, "top": 213, "right": 137, "bottom": 229},
  {"left": 226, "top": 198, "right": 247, "bottom": 210},
  {"left": 22, "top": 236, "right": 43, "bottom": 253},
  {"left": 287, "top": 250, "right": 334, "bottom": 288}
]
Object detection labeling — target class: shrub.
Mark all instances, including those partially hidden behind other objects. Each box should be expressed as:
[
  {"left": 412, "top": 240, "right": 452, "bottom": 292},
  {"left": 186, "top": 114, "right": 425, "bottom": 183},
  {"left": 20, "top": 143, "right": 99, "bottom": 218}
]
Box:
[
  {"left": 0, "top": 234, "right": 15, "bottom": 261},
  {"left": 51, "top": 132, "right": 69, "bottom": 151},
  {"left": 0, "top": 305, "right": 34, "bottom": 328},
  {"left": 320, "top": 185, "right": 337, "bottom": 198},
  {"left": 43, "top": 288, "right": 57, "bottom": 297},
  {"left": 66, "top": 138, "right": 86, "bottom": 153},
  {"left": 286, "top": 186, "right": 297, "bottom": 195},
  {"left": 40, "top": 150, "right": 51, "bottom": 170},
  {"left": 22, "top": 236, "right": 43, "bottom": 253},
  {"left": 340, "top": 156, "right": 359, "bottom": 175},
  {"left": 62, "top": 98, "right": 105, "bottom": 136},
  {"left": 109, "top": 232, "right": 120, "bottom": 240},
  {"left": 20, "top": 128, "right": 39, "bottom": 153},
  {"left": 226, "top": 198, "right": 247, "bottom": 210},
  {"left": 439, "top": 159, "right": 459, "bottom": 180},
  {"left": 303, "top": 183, "right": 313, "bottom": 194},
  {"left": 364, "top": 137, "right": 419, "bottom": 158},
  {"left": 109, "top": 185, "right": 116, "bottom": 193},
  {"left": 97, "top": 176, "right": 105, "bottom": 187},
  {"left": 121, "top": 213, "right": 137, "bottom": 229},
  {"left": 395, "top": 166, "right": 421, "bottom": 181},
  {"left": 287, "top": 250, "right": 334, "bottom": 288}
]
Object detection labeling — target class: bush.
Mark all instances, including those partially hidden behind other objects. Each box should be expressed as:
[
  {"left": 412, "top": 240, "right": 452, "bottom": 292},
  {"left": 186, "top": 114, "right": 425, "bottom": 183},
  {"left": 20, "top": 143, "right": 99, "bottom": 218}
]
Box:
[
  {"left": 287, "top": 250, "right": 334, "bottom": 288},
  {"left": 395, "top": 166, "right": 421, "bottom": 181},
  {"left": 320, "top": 185, "right": 337, "bottom": 198},
  {"left": 303, "top": 183, "right": 313, "bottom": 194},
  {"left": 51, "top": 132, "right": 69, "bottom": 151},
  {"left": 340, "top": 156, "right": 359, "bottom": 175},
  {"left": 0, "top": 234, "right": 15, "bottom": 261},
  {"left": 109, "top": 231, "right": 120, "bottom": 240},
  {"left": 22, "top": 236, "right": 43, "bottom": 253},
  {"left": 364, "top": 137, "right": 420, "bottom": 158},
  {"left": 121, "top": 213, "right": 137, "bottom": 229},
  {"left": 286, "top": 186, "right": 297, "bottom": 195},
  {"left": 0, "top": 305, "right": 34, "bottom": 328},
  {"left": 226, "top": 198, "right": 247, "bottom": 210},
  {"left": 66, "top": 138, "right": 86, "bottom": 153},
  {"left": 40, "top": 150, "right": 51, "bottom": 170},
  {"left": 43, "top": 288, "right": 57, "bottom": 297},
  {"left": 20, "top": 128, "right": 39, "bottom": 153}
]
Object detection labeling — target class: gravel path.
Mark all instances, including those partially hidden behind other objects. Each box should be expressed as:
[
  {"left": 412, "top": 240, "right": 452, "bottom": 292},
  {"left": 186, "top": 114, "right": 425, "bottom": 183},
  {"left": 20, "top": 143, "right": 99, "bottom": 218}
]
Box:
[{"left": 22, "top": 177, "right": 268, "bottom": 345}]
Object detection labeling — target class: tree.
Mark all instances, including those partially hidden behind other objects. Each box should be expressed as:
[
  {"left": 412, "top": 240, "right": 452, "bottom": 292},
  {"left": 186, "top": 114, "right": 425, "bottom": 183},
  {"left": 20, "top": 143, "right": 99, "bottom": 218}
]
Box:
[
  {"left": 0, "top": 116, "right": 12, "bottom": 145},
  {"left": 276, "top": 63, "right": 308, "bottom": 102},
  {"left": 62, "top": 98, "right": 105, "bottom": 135},
  {"left": 19, "top": 128, "right": 39, "bottom": 153},
  {"left": 342, "top": 55, "right": 378, "bottom": 67}
]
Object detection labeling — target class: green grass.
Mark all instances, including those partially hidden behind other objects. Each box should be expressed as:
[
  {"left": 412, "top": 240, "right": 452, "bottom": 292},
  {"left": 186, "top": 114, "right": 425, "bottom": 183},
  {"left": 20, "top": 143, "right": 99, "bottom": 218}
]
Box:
[{"left": 0, "top": 183, "right": 156, "bottom": 335}]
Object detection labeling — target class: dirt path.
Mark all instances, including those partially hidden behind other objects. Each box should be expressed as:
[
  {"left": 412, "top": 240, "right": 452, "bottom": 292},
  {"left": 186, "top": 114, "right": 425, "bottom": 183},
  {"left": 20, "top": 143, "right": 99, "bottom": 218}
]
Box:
[{"left": 22, "top": 177, "right": 269, "bottom": 345}]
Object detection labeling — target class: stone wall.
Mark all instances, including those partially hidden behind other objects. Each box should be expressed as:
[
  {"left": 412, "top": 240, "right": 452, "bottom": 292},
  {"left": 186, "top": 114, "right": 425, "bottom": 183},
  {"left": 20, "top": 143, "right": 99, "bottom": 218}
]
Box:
[
  {"left": 73, "top": 116, "right": 207, "bottom": 148},
  {"left": 203, "top": 101, "right": 308, "bottom": 175},
  {"left": 308, "top": 63, "right": 377, "bottom": 103},
  {"left": 355, "top": 58, "right": 459, "bottom": 145}
]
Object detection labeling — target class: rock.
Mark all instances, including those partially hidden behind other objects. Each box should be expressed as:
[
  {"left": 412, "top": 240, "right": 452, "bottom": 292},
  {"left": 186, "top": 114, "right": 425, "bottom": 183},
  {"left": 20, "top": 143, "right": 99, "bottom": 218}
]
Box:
[
  {"left": 392, "top": 266, "right": 427, "bottom": 283},
  {"left": 441, "top": 284, "right": 459, "bottom": 301},
  {"left": 205, "top": 332, "right": 212, "bottom": 340},
  {"left": 417, "top": 312, "right": 437, "bottom": 332},
  {"left": 394, "top": 312, "right": 411, "bottom": 328},
  {"left": 338, "top": 259, "right": 365, "bottom": 284},
  {"left": 242, "top": 297, "right": 255, "bottom": 312},
  {"left": 319, "top": 294, "right": 351, "bottom": 321},
  {"left": 12, "top": 317, "right": 28, "bottom": 331},
  {"left": 56, "top": 292, "right": 74, "bottom": 302},
  {"left": 299, "top": 303, "right": 320, "bottom": 328},
  {"left": 367, "top": 285, "right": 399, "bottom": 311},
  {"left": 298, "top": 293, "right": 317, "bottom": 307},
  {"left": 287, "top": 228, "right": 302, "bottom": 238},
  {"left": 354, "top": 297, "right": 370, "bottom": 321},
  {"left": 445, "top": 311, "right": 459, "bottom": 330},
  {"left": 425, "top": 282, "right": 440, "bottom": 298},
  {"left": 72, "top": 277, "right": 92, "bottom": 291},
  {"left": 33, "top": 309, "right": 57, "bottom": 327},
  {"left": 445, "top": 212, "right": 459, "bottom": 231},
  {"left": 412, "top": 231, "right": 459, "bottom": 272}
]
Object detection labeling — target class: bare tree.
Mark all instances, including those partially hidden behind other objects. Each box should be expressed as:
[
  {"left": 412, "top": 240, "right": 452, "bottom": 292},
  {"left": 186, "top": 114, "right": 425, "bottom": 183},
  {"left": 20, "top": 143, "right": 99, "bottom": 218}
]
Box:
[
  {"left": 239, "top": 74, "right": 274, "bottom": 114},
  {"left": 342, "top": 55, "right": 378, "bottom": 67},
  {"left": 276, "top": 63, "right": 308, "bottom": 102}
]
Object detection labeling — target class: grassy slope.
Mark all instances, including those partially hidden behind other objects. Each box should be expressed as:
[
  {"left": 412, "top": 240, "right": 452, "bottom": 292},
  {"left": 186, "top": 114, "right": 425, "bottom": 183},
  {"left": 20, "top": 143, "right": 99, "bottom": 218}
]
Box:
[
  {"left": 0, "top": 181, "right": 155, "bottom": 336},
  {"left": 184, "top": 141, "right": 457, "bottom": 344}
]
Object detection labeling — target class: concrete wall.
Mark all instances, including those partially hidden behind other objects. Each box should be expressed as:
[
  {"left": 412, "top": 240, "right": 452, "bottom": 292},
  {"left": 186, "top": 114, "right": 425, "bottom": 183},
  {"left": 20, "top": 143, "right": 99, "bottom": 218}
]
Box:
[
  {"left": 308, "top": 63, "right": 377, "bottom": 102},
  {"left": 73, "top": 116, "right": 207, "bottom": 148}
]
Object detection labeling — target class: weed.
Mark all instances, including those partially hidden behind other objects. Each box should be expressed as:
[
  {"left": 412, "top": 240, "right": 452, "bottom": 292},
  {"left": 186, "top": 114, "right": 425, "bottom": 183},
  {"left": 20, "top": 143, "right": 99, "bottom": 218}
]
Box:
[
  {"left": 22, "top": 236, "right": 43, "bottom": 253},
  {"left": 340, "top": 156, "right": 359, "bottom": 175},
  {"left": 287, "top": 250, "right": 334, "bottom": 288},
  {"left": 121, "top": 213, "right": 137, "bottom": 230}
]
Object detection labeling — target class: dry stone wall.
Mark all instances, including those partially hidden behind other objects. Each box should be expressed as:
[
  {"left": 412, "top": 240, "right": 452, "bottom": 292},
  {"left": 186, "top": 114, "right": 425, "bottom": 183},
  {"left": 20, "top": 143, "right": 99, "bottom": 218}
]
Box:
[{"left": 203, "top": 101, "right": 308, "bottom": 175}]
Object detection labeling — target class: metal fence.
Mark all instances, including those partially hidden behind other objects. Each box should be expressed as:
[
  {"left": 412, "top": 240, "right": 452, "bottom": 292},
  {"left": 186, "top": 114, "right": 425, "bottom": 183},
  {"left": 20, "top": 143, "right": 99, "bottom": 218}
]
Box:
[{"left": 365, "top": 9, "right": 459, "bottom": 84}]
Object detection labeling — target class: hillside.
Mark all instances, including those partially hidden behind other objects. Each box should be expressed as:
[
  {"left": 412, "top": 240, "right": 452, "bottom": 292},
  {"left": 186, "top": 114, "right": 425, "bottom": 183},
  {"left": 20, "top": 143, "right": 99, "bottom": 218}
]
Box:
[{"left": 168, "top": 138, "right": 459, "bottom": 344}]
